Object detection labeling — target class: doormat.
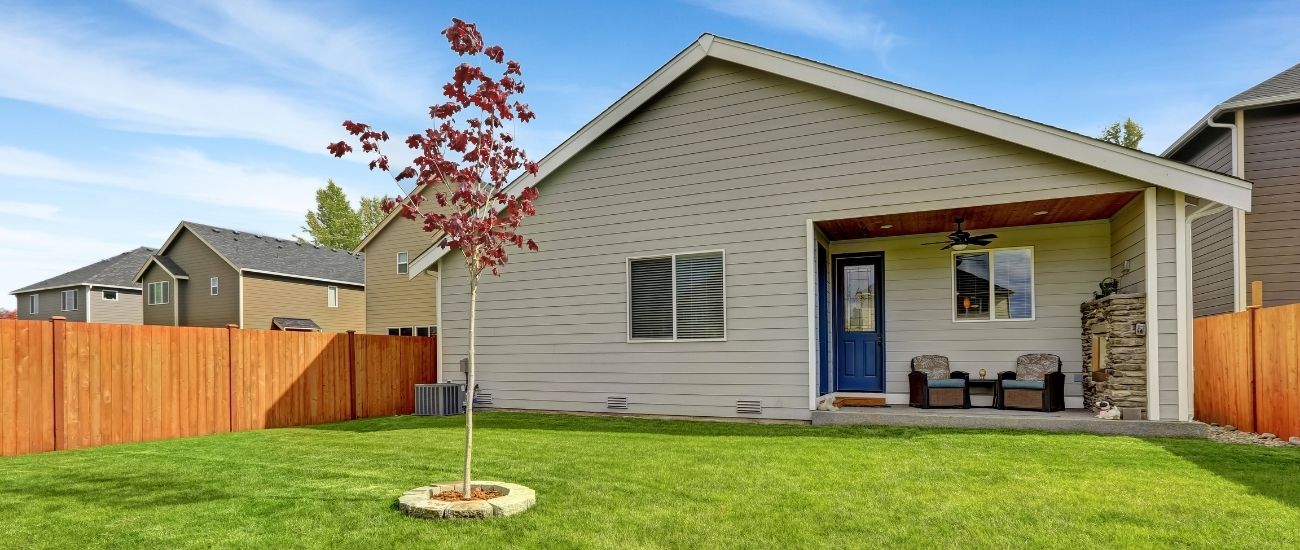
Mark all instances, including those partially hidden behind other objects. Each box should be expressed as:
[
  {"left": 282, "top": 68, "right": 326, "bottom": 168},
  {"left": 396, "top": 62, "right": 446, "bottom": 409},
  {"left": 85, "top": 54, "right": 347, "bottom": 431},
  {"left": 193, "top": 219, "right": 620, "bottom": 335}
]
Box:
[{"left": 833, "top": 397, "right": 887, "bottom": 408}]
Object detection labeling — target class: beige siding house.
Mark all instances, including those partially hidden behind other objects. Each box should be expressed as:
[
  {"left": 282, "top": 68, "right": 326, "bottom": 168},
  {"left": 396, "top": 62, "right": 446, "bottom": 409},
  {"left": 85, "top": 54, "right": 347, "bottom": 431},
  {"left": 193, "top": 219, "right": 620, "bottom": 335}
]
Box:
[
  {"left": 354, "top": 184, "right": 442, "bottom": 336},
  {"left": 11, "top": 247, "right": 154, "bottom": 325},
  {"left": 134, "top": 221, "right": 365, "bottom": 333},
  {"left": 1166, "top": 62, "right": 1300, "bottom": 315},
  {"left": 409, "top": 36, "right": 1250, "bottom": 422}
]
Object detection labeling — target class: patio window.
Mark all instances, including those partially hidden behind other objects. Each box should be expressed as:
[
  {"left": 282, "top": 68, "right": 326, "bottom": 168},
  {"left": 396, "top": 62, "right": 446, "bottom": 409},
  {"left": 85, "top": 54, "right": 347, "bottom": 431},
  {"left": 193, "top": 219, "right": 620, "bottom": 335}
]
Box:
[
  {"left": 628, "top": 251, "right": 726, "bottom": 341},
  {"left": 953, "top": 248, "right": 1034, "bottom": 322}
]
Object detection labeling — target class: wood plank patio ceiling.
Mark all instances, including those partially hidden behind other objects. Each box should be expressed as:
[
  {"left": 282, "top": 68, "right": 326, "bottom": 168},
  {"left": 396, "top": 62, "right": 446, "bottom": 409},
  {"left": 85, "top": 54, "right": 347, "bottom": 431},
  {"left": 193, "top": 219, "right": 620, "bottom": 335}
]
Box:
[{"left": 816, "top": 191, "right": 1142, "bottom": 241}]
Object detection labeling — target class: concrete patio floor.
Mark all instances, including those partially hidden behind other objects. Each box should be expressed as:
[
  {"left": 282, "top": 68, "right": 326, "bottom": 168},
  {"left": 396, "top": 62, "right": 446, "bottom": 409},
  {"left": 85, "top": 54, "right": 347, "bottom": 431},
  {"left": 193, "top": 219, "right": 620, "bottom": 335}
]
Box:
[{"left": 811, "top": 406, "right": 1208, "bottom": 437}]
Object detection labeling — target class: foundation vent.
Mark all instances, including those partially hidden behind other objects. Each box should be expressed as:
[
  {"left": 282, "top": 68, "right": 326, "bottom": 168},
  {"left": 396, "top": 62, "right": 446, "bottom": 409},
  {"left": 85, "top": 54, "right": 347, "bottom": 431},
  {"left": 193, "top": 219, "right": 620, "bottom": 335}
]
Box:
[
  {"left": 736, "top": 399, "right": 762, "bottom": 415},
  {"left": 607, "top": 396, "right": 629, "bottom": 410},
  {"left": 475, "top": 391, "right": 494, "bottom": 406}
]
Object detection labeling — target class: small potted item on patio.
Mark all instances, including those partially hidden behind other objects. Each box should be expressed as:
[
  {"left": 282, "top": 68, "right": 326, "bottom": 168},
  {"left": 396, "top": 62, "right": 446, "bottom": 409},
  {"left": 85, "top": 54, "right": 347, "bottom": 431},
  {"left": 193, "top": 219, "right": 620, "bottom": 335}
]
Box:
[{"left": 1095, "top": 400, "right": 1122, "bottom": 420}]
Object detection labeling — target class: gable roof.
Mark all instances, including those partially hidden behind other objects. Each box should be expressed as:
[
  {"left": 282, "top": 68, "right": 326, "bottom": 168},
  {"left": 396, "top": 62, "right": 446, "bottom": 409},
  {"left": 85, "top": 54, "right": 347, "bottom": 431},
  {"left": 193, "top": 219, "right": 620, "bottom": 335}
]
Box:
[
  {"left": 11, "top": 246, "right": 156, "bottom": 295},
  {"left": 140, "top": 255, "right": 190, "bottom": 280},
  {"left": 1163, "top": 62, "right": 1300, "bottom": 156},
  {"left": 410, "top": 34, "right": 1254, "bottom": 276},
  {"left": 354, "top": 183, "right": 427, "bottom": 253},
  {"left": 139, "top": 221, "right": 365, "bottom": 286}
]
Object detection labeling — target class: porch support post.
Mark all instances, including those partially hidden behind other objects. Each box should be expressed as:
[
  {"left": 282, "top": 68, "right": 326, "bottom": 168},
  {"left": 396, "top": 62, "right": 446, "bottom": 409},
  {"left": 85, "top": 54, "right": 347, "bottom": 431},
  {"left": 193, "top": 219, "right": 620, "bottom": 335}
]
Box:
[
  {"left": 1143, "top": 187, "right": 1161, "bottom": 420},
  {"left": 805, "top": 219, "right": 818, "bottom": 411}
]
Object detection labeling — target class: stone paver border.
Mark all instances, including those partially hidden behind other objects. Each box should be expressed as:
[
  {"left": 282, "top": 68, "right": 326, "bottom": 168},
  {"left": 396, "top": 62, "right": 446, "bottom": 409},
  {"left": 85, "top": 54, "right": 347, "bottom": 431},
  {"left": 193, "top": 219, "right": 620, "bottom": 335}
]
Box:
[{"left": 398, "top": 481, "right": 536, "bottom": 519}]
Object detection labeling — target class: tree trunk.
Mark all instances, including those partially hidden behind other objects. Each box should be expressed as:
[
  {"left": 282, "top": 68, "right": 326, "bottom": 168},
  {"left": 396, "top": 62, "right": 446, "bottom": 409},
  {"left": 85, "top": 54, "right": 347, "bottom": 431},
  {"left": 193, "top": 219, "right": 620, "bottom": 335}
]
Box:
[{"left": 462, "top": 270, "right": 478, "bottom": 498}]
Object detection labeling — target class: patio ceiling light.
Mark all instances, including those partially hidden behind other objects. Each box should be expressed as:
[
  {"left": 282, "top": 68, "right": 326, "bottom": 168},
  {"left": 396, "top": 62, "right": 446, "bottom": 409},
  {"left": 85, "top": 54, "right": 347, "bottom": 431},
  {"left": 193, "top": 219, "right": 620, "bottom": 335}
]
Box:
[
  {"left": 1033, "top": 210, "right": 1049, "bottom": 215},
  {"left": 879, "top": 224, "right": 893, "bottom": 229}
]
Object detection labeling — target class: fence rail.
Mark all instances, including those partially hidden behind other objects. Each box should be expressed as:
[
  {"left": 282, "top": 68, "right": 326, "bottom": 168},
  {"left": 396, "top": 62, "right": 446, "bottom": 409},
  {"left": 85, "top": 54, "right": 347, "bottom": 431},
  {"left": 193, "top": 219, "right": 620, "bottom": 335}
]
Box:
[
  {"left": 1194, "top": 299, "right": 1300, "bottom": 440},
  {"left": 0, "top": 318, "right": 437, "bottom": 457}
]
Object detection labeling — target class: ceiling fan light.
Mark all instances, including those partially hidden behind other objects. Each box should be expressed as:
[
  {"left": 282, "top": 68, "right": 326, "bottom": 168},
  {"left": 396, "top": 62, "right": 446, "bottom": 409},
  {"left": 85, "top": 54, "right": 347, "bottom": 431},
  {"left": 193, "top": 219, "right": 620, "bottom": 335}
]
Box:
[{"left": 951, "top": 243, "right": 969, "bottom": 251}]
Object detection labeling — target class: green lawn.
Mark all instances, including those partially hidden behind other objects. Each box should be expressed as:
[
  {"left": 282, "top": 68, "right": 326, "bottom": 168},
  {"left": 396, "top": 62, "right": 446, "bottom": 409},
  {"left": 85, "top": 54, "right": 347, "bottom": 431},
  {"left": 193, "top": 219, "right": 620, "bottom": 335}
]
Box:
[{"left": 1, "top": 413, "right": 1298, "bottom": 549}]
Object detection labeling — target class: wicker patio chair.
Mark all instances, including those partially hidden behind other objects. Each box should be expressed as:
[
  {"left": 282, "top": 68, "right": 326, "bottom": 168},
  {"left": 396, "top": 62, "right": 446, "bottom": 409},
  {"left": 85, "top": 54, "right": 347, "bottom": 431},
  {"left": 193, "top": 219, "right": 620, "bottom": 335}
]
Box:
[
  {"left": 908, "top": 355, "right": 971, "bottom": 409},
  {"left": 995, "top": 354, "right": 1066, "bottom": 412}
]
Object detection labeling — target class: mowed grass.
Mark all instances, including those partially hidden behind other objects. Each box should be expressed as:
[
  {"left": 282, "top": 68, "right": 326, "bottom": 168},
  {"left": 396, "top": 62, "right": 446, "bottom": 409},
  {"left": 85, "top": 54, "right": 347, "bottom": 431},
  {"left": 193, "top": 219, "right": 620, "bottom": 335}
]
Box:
[{"left": 1, "top": 412, "right": 1298, "bottom": 549}]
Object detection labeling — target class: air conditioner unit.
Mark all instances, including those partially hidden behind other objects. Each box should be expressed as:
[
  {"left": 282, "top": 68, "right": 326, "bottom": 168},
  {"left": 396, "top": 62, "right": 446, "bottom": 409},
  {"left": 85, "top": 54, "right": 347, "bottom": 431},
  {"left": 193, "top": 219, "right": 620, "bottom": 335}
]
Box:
[{"left": 415, "top": 383, "right": 466, "bottom": 416}]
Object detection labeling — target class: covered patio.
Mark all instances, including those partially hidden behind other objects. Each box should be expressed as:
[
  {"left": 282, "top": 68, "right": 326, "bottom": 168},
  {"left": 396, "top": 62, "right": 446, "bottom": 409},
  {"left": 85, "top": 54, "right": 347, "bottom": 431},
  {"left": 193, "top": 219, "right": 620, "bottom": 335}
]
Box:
[{"left": 805, "top": 189, "right": 1197, "bottom": 417}]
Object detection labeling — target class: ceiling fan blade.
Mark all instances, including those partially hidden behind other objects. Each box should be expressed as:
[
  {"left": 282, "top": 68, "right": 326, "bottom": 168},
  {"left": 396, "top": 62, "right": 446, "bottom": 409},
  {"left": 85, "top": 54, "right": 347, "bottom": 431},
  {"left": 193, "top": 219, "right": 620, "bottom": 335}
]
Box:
[
  {"left": 940, "top": 243, "right": 954, "bottom": 250},
  {"left": 921, "top": 241, "right": 954, "bottom": 245},
  {"left": 968, "top": 233, "right": 997, "bottom": 240}
]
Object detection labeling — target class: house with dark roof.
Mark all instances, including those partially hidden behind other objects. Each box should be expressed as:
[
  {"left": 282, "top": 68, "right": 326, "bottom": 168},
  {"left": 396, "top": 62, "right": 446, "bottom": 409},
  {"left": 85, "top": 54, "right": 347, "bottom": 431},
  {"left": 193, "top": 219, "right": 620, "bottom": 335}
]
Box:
[
  {"left": 132, "top": 221, "right": 365, "bottom": 332},
  {"left": 11, "top": 247, "right": 155, "bottom": 324},
  {"left": 1164, "top": 62, "right": 1300, "bottom": 315},
  {"left": 352, "top": 182, "right": 447, "bottom": 337}
]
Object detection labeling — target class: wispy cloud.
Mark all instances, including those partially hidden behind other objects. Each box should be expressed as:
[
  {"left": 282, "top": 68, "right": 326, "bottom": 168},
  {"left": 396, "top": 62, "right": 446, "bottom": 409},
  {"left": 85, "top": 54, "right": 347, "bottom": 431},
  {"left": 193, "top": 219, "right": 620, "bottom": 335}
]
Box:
[
  {"left": 0, "top": 146, "right": 323, "bottom": 216},
  {"left": 692, "top": 0, "right": 899, "bottom": 55},
  {"left": 128, "top": 0, "right": 435, "bottom": 114},
  {"left": 0, "top": 201, "right": 60, "bottom": 221}
]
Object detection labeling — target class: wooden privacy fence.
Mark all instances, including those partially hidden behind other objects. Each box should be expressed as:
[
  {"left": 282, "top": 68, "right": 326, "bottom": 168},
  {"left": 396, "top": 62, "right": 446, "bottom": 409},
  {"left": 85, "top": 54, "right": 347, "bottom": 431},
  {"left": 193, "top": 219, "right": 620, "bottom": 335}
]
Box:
[
  {"left": 1194, "top": 300, "right": 1300, "bottom": 440},
  {"left": 0, "top": 318, "right": 437, "bottom": 457}
]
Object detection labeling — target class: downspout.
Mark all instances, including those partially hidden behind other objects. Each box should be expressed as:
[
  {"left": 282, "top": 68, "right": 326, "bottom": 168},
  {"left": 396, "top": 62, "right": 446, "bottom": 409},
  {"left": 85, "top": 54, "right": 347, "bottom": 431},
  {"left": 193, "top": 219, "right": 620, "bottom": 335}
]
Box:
[{"left": 1206, "top": 111, "right": 1248, "bottom": 311}]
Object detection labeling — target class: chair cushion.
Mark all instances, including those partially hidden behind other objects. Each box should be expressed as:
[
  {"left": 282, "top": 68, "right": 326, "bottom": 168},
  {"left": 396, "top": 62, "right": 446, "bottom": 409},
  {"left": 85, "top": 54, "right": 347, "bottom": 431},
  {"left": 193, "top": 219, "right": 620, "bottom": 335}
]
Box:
[
  {"left": 927, "top": 378, "right": 966, "bottom": 388},
  {"left": 1015, "top": 354, "right": 1060, "bottom": 381},
  {"left": 912, "top": 355, "right": 951, "bottom": 379},
  {"left": 1002, "top": 379, "right": 1045, "bottom": 390}
]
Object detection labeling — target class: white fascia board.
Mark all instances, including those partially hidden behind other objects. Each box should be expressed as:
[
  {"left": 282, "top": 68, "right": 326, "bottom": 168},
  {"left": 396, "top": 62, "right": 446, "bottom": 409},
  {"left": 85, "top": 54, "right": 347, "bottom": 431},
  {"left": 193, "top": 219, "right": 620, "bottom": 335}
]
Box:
[{"left": 408, "top": 237, "right": 449, "bottom": 280}]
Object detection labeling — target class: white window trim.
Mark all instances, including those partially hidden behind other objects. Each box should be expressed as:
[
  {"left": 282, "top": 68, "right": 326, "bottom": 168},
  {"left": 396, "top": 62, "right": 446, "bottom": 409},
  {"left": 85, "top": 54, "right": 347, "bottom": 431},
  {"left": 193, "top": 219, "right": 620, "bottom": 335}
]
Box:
[
  {"left": 626, "top": 249, "right": 727, "bottom": 343},
  {"left": 61, "top": 289, "right": 78, "bottom": 312},
  {"left": 396, "top": 251, "right": 409, "bottom": 274},
  {"left": 147, "top": 281, "right": 171, "bottom": 306},
  {"left": 950, "top": 246, "right": 1036, "bottom": 323},
  {"left": 327, "top": 285, "right": 339, "bottom": 308},
  {"left": 28, "top": 294, "right": 38, "bottom": 314},
  {"left": 102, "top": 290, "right": 118, "bottom": 301},
  {"left": 210, "top": 276, "right": 219, "bottom": 296}
]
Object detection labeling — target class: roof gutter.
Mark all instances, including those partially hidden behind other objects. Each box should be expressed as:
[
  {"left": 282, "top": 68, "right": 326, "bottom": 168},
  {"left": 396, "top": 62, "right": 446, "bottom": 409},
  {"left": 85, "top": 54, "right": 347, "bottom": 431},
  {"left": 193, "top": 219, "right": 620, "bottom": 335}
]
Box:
[
  {"left": 1162, "top": 91, "right": 1300, "bottom": 157},
  {"left": 1205, "top": 111, "right": 1244, "bottom": 178}
]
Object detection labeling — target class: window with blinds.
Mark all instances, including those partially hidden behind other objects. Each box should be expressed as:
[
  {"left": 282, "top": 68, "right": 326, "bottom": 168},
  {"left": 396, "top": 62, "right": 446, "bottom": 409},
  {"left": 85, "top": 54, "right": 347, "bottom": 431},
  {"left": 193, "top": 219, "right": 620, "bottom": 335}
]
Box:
[
  {"left": 952, "top": 247, "right": 1034, "bottom": 322},
  {"left": 628, "top": 251, "right": 725, "bottom": 341}
]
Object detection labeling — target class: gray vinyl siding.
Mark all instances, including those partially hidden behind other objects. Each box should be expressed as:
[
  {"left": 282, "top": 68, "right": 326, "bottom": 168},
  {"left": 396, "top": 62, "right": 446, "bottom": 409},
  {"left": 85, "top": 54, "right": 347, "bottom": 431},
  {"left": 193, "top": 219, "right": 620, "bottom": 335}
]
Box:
[
  {"left": 360, "top": 185, "right": 442, "bottom": 335},
  {"left": 1155, "top": 188, "right": 1181, "bottom": 420},
  {"left": 168, "top": 229, "right": 240, "bottom": 327},
  {"left": 1244, "top": 105, "right": 1300, "bottom": 307},
  {"left": 14, "top": 286, "right": 88, "bottom": 322},
  {"left": 439, "top": 60, "right": 1152, "bottom": 420},
  {"left": 832, "top": 222, "right": 1108, "bottom": 401},
  {"left": 141, "top": 264, "right": 176, "bottom": 327},
  {"left": 1109, "top": 195, "right": 1145, "bottom": 294},
  {"left": 87, "top": 287, "right": 143, "bottom": 325},
  {"left": 1176, "top": 129, "right": 1235, "bottom": 316}
]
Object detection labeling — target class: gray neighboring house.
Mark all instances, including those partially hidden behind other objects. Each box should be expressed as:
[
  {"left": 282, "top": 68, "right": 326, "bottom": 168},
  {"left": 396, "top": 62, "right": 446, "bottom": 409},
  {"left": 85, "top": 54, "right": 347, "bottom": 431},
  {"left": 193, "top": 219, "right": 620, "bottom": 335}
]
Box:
[
  {"left": 11, "top": 247, "right": 156, "bottom": 324},
  {"left": 405, "top": 35, "right": 1251, "bottom": 422},
  {"left": 1164, "top": 62, "right": 1300, "bottom": 315}
]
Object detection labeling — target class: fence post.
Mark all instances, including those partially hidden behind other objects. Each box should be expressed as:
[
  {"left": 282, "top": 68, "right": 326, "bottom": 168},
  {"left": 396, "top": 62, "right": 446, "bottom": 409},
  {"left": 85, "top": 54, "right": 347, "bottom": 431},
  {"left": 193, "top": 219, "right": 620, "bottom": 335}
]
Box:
[
  {"left": 347, "top": 330, "right": 358, "bottom": 420},
  {"left": 227, "top": 324, "right": 239, "bottom": 433},
  {"left": 50, "top": 316, "right": 65, "bottom": 451},
  {"left": 1247, "top": 281, "right": 1263, "bottom": 433}
]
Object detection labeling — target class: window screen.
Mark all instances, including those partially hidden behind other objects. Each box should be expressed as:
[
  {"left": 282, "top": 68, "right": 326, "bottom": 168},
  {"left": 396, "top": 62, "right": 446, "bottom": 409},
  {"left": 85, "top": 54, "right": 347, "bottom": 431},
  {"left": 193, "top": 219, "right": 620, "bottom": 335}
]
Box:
[{"left": 629, "top": 257, "right": 674, "bottom": 340}]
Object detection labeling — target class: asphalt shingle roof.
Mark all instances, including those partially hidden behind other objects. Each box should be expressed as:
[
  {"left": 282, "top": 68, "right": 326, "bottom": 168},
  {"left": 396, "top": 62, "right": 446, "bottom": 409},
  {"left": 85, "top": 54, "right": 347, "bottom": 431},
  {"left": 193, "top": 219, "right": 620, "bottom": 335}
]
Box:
[
  {"left": 150, "top": 256, "right": 189, "bottom": 278},
  {"left": 11, "top": 247, "right": 156, "bottom": 294},
  {"left": 182, "top": 222, "right": 365, "bottom": 286},
  {"left": 1225, "top": 63, "right": 1300, "bottom": 105}
]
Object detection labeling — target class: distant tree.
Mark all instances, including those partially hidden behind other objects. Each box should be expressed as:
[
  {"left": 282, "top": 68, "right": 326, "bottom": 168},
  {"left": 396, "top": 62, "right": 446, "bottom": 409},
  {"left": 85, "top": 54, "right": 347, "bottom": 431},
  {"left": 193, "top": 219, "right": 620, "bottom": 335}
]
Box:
[
  {"left": 0, "top": 308, "right": 15, "bottom": 320},
  {"left": 1099, "top": 118, "right": 1144, "bottom": 149},
  {"left": 358, "top": 195, "right": 390, "bottom": 240},
  {"left": 299, "top": 180, "right": 363, "bottom": 249}
]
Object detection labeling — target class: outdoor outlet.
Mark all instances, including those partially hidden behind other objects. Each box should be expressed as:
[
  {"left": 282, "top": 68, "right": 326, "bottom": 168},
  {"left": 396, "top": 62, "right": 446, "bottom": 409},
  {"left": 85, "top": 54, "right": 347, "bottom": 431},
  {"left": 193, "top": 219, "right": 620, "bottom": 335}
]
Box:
[{"left": 1135, "top": 322, "right": 1147, "bottom": 337}]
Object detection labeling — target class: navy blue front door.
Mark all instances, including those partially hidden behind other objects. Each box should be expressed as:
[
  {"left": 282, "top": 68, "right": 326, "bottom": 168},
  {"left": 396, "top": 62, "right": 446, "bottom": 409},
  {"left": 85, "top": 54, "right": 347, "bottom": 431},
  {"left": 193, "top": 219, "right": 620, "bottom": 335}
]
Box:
[{"left": 833, "top": 254, "right": 884, "bottom": 392}]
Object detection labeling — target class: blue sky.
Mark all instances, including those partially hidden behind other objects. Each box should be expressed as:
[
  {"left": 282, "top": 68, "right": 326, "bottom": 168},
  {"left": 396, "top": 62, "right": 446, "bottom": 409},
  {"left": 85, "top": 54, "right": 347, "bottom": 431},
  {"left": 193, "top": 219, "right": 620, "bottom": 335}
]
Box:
[{"left": 2, "top": 0, "right": 1299, "bottom": 309}]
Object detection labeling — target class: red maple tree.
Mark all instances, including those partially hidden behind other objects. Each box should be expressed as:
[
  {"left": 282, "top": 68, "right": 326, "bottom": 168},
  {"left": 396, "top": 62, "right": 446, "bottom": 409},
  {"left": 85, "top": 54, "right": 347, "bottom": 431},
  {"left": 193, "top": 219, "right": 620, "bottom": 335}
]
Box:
[{"left": 329, "top": 18, "right": 539, "bottom": 498}]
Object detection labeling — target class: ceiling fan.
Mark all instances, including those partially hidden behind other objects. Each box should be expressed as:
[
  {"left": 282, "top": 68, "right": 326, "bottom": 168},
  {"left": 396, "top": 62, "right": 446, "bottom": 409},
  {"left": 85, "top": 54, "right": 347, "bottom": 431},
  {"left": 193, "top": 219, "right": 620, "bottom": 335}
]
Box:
[{"left": 923, "top": 217, "right": 996, "bottom": 251}]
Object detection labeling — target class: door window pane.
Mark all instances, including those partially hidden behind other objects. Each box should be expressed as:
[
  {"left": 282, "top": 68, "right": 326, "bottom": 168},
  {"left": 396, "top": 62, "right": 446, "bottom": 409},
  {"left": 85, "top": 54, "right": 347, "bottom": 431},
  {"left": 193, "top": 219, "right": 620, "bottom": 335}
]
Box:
[{"left": 842, "top": 264, "right": 876, "bottom": 332}]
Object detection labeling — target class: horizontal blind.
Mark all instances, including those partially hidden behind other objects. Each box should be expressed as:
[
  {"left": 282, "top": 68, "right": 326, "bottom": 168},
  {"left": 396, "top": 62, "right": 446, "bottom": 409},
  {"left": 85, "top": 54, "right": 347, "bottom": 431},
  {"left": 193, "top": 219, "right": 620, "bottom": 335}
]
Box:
[
  {"left": 629, "top": 257, "right": 674, "bottom": 339},
  {"left": 674, "top": 252, "right": 725, "bottom": 339}
]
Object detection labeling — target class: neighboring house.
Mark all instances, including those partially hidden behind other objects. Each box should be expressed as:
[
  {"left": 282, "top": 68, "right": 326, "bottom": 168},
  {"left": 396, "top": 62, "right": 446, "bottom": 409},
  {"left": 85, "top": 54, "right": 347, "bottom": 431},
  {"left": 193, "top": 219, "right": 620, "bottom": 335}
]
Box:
[
  {"left": 404, "top": 36, "right": 1250, "bottom": 422},
  {"left": 1164, "top": 62, "right": 1300, "bottom": 316},
  {"left": 353, "top": 184, "right": 443, "bottom": 336},
  {"left": 132, "top": 221, "right": 365, "bottom": 333},
  {"left": 10, "top": 247, "right": 155, "bottom": 324}
]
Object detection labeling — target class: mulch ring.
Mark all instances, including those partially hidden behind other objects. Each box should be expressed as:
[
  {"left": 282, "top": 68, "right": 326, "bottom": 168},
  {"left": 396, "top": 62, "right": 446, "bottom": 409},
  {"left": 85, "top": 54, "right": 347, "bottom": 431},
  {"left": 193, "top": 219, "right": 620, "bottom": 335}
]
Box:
[{"left": 431, "top": 488, "right": 504, "bottom": 502}]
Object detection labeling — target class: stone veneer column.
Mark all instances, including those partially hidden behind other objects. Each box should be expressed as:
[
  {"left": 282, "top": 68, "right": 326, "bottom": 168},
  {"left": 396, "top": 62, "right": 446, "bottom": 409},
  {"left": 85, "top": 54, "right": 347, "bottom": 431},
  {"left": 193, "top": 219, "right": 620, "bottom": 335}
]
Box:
[{"left": 1081, "top": 294, "right": 1147, "bottom": 410}]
